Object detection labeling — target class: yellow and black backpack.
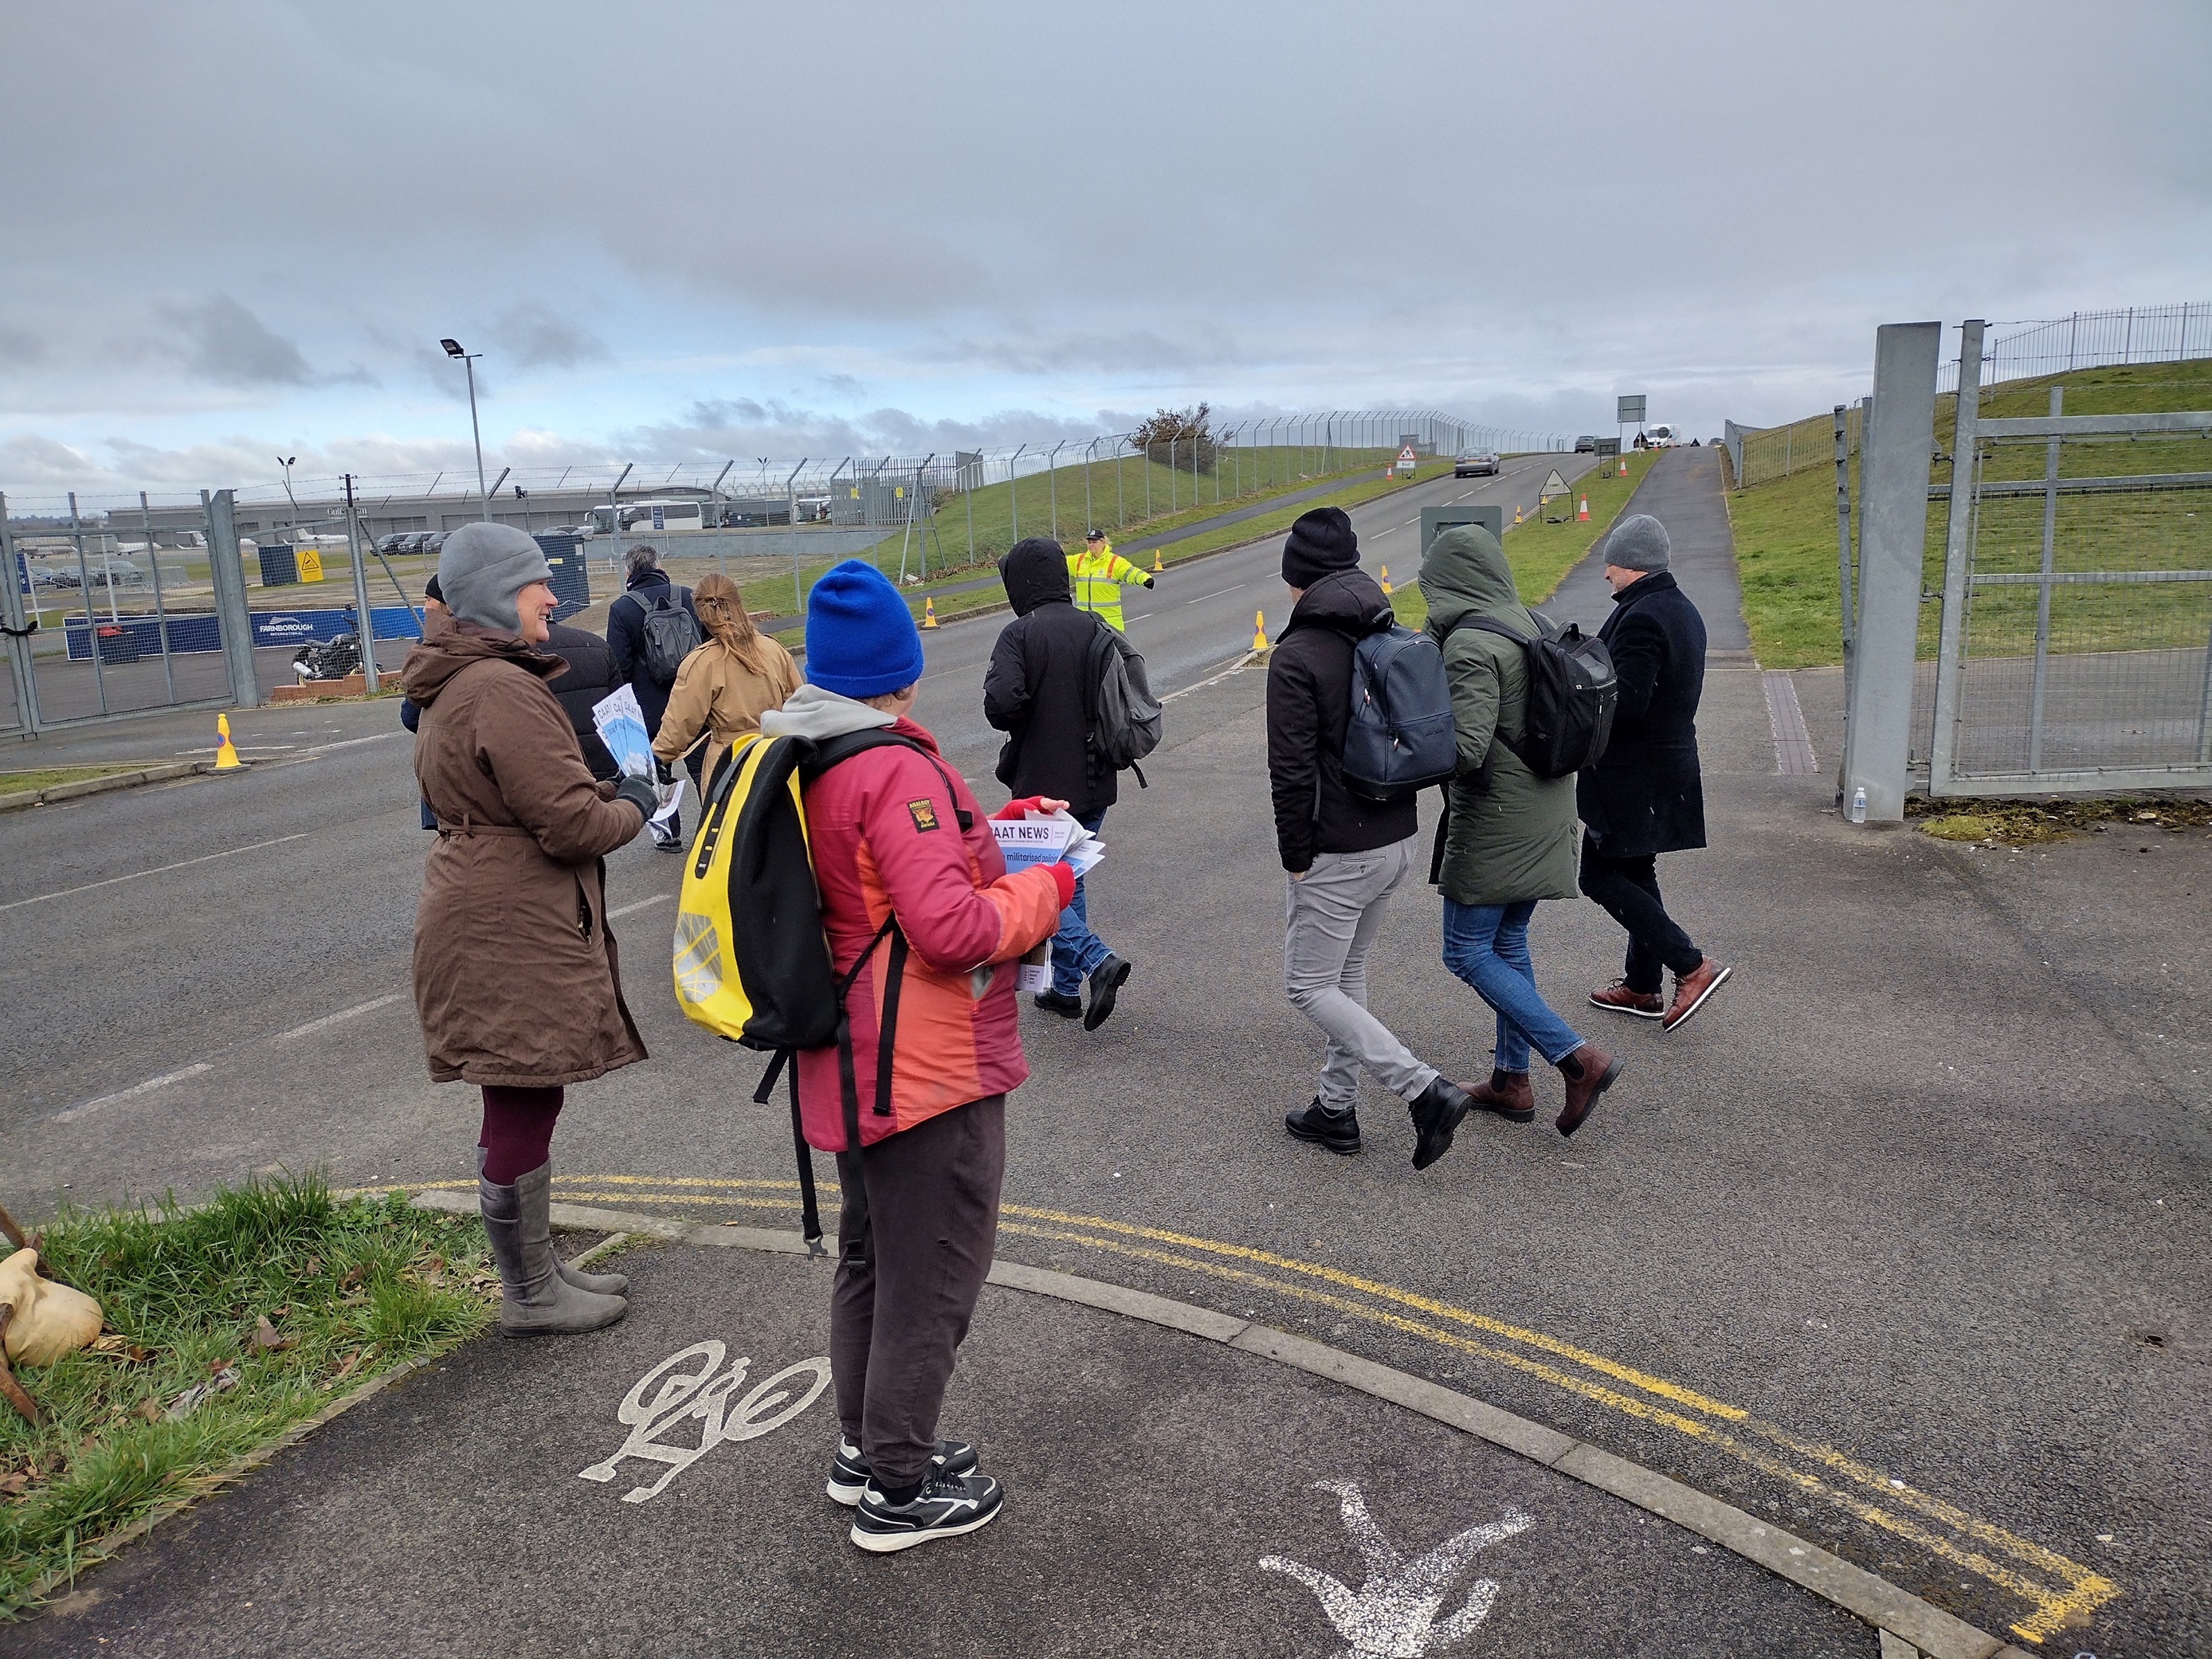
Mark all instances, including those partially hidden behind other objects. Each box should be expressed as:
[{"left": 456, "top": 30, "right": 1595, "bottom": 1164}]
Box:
[{"left": 672, "top": 727, "right": 970, "bottom": 1252}]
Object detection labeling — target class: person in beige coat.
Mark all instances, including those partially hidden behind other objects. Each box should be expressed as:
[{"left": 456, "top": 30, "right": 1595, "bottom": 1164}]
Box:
[
  {"left": 649, "top": 571, "right": 801, "bottom": 802},
  {"left": 403, "top": 524, "right": 661, "bottom": 1338}
]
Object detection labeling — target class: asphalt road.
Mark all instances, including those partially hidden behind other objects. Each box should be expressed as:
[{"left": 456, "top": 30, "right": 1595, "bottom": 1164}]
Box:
[{"left": 3, "top": 449, "right": 2203, "bottom": 1654}]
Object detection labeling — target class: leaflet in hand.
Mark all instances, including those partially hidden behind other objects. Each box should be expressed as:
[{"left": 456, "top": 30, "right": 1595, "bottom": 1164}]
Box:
[
  {"left": 590, "top": 685, "right": 656, "bottom": 781},
  {"left": 990, "top": 810, "right": 1104, "bottom": 880}
]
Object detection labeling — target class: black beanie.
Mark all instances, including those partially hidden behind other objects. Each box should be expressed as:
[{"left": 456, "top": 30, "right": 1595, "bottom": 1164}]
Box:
[{"left": 1282, "top": 507, "right": 1359, "bottom": 587}]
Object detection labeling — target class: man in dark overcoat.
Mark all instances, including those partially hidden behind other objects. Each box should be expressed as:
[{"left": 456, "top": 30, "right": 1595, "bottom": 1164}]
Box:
[{"left": 1576, "top": 514, "right": 1732, "bottom": 1032}]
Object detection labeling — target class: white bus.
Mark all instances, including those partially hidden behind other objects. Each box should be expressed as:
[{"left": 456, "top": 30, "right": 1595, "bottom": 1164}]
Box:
[{"left": 615, "top": 499, "right": 708, "bottom": 534}]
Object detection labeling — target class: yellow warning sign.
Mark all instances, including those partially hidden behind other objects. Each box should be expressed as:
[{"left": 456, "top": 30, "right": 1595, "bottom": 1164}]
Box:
[{"left": 296, "top": 547, "right": 325, "bottom": 582}]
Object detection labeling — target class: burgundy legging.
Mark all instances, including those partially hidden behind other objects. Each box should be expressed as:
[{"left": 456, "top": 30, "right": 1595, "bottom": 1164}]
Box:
[{"left": 478, "top": 1085, "right": 566, "bottom": 1184}]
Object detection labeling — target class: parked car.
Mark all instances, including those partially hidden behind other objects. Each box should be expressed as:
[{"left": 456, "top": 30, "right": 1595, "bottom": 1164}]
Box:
[
  {"left": 375, "top": 532, "right": 414, "bottom": 556},
  {"left": 1574, "top": 435, "right": 1599, "bottom": 453},
  {"left": 1645, "top": 424, "right": 1680, "bottom": 448},
  {"left": 421, "top": 531, "right": 450, "bottom": 559},
  {"left": 1453, "top": 452, "right": 1501, "bottom": 478}
]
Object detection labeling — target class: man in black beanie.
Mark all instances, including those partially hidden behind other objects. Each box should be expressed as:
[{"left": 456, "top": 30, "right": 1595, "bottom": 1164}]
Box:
[{"left": 1266, "top": 507, "right": 1476, "bottom": 1170}]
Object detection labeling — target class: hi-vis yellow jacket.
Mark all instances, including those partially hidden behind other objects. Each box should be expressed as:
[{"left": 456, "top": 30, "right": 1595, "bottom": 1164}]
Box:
[{"left": 1066, "top": 541, "right": 1153, "bottom": 630}]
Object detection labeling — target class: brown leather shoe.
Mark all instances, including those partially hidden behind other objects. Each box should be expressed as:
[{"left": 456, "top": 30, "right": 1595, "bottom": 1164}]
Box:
[
  {"left": 1555, "top": 1044, "right": 1622, "bottom": 1136},
  {"left": 1468, "top": 1072, "right": 1535, "bottom": 1123},
  {"left": 1661, "top": 958, "right": 1733, "bottom": 1033},
  {"left": 1588, "top": 980, "right": 1665, "bottom": 1019}
]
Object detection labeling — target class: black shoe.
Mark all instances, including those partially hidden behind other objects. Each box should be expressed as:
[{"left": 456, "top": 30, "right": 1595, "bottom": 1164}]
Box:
[
  {"left": 827, "top": 1436, "right": 978, "bottom": 1508},
  {"left": 1084, "top": 953, "right": 1131, "bottom": 1031},
  {"left": 1409, "top": 1077, "right": 1473, "bottom": 1171},
  {"left": 1033, "top": 990, "right": 1084, "bottom": 1018},
  {"left": 849, "top": 1468, "right": 1004, "bottom": 1553},
  {"left": 1284, "top": 1098, "right": 1362, "bottom": 1155}
]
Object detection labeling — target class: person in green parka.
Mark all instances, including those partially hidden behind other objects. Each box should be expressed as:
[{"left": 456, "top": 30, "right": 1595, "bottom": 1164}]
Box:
[{"left": 1419, "top": 524, "right": 1622, "bottom": 1137}]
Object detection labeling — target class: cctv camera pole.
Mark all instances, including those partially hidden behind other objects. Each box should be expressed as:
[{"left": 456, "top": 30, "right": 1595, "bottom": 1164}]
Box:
[{"left": 343, "top": 473, "right": 379, "bottom": 693}]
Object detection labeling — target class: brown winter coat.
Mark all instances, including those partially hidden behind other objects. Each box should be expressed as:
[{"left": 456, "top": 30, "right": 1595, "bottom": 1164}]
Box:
[
  {"left": 649, "top": 634, "right": 801, "bottom": 786},
  {"left": 402, "top": 619, "right": 649, "bottom": 1087}
]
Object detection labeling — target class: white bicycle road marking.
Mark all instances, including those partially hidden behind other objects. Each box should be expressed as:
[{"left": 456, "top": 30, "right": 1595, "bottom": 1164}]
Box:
[
  {"left": 1261, "top": 1481, "right": 1532, "bottom": 1658},
  {"left": 578, "top": 1340, "right": 830, "bottom": 1504}
]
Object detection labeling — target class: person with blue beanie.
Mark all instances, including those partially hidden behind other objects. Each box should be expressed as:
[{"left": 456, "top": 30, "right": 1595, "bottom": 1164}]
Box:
[{"left": 759, "top": 558, "right": 1072, "bottom": 1555}]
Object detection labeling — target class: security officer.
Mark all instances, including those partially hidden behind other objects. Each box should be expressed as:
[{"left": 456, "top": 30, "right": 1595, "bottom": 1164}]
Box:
[{"left": 1066, "top": 528, "right": 1155, "bottom": 631}]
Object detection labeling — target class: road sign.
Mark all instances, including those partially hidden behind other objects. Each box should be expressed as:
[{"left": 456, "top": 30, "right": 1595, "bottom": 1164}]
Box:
[
  {"left": 296, "top": 547, "right": 325, "bottom": 582},
  {"left": 1539, "top": 469, "right": 1569, "bottom": 500},
  {"left": 1395, "top": 445, "right": 1418, "bottom": 474},
  {"left": 1617, "top": 395, "right": 1645, "bottom": 424}
]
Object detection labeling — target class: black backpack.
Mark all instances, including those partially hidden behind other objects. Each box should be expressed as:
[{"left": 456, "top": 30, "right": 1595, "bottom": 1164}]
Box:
[
  {"left": 1086, "top": 618, "right": 1163, "bottom": 787},
  {"left": 1341, "top": 622, "right": 1457, "bottom": 802},
  {"left": 639, "top": 590, "right": 703, "bottom": 685},
  {"left": 1449, "top": 614, "right": 1618, "bottom": 779}
]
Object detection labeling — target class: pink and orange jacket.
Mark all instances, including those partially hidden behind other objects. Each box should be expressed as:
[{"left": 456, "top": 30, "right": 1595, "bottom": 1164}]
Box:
[{"left": 762, "top": 690, "right": 1066, "bottom": 1152}]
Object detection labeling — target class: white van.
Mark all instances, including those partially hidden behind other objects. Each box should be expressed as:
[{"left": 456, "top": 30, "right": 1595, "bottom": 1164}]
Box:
[
  {"left": 1644, "top": 424, "right": 1680, "bottom": 449},
  {"left": 617, "top": 499, "right": 708, "bottom": 534}
]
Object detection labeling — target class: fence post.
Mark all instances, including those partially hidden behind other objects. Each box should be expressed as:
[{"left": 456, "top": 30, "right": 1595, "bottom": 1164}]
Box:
[
  {"left": 202, "top": 488, "right": 261, "bottom": 708},
  {"left": 139, "top": 490, "right": 178, "bottom": 702},
  {"left": 1839, "top": 321, "right": 1941, "bottom": 822},
  {"left": 1928, "top": 321, "right": 1984, "bottom": 796},
  {"left": 343, "top": 474, "right": 379, "bottom": 694},
  {"left": 2026, "top": 387, "right": 2064, "bottom": 772},
  {"left": 0, "top": 491, "right": 41, "bottom": 735},
  {"left": 1833, "top": 406, "right": 1854, "bottom": 684}
]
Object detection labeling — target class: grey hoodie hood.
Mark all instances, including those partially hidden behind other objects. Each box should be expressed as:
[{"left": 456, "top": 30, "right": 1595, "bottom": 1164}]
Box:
[{"left": 758, "top": 682, "right": 896, "bottom": 743}]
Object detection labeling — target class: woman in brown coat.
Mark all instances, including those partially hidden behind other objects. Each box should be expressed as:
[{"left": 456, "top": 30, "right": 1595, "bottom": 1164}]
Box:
[
  {"left": 649, "top": 571, "right": 800, "bottom": 796},
  {"left": 403, "top": 523, "right": 661, "bottom": 1337}
]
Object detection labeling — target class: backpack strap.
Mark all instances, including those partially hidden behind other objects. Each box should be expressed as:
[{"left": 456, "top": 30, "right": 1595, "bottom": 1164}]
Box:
[{"left": 1442, "top": 614, "right": 1532, "bottom": 768}]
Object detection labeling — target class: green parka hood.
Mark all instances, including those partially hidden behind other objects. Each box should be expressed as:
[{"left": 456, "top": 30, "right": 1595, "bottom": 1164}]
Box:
[{"left": 1418, "top": 523, "right": 1522, "bottom": 630}]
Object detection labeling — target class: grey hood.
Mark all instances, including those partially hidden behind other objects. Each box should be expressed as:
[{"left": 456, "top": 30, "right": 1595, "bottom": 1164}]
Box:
[{"left": 758, "top": 682, "right": 895, "bottom": 742}]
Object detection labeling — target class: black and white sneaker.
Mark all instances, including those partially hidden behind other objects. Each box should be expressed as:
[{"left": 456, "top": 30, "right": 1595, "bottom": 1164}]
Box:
[
  {"left": 826, "top": 1436, "right": 979, "bottom": 1507},
  {"left": 849, "top": 1468, "right": 1004, "bottom": 1553}
]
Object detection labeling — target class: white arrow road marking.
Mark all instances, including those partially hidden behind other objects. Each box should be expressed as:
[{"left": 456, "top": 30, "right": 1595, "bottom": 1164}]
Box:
[{"left": 1261, "top": 1481, "right": 1533, "bottom": 1658}]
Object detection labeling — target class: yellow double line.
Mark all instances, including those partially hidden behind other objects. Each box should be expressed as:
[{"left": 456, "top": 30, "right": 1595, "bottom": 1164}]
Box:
[{"left": 400, "top": 1172, "right": 2115, "bottom": 1644}]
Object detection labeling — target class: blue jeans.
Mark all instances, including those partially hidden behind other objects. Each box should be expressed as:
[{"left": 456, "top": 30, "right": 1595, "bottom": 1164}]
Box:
[
  {"left": 1049, "top": 808, "right": 1112, "bottom": 996},
  {"left": 1440, "top": 900, "right": 1583, "bottom": 1073}
]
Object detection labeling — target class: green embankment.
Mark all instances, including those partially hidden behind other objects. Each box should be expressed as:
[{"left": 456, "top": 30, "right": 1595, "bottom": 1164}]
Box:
[
  {"left": 1729, "top": 360, "right": 2212, "bottom": 669},
  {"left": 1389, "top": 449, "right": 1661, "bottom": 630}
]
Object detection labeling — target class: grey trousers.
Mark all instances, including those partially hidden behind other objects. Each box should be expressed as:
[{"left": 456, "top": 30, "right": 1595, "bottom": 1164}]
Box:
[
  {"left": 831, "top": 1095, "right": 1004, "bottom": 1491},
  {"left": 1283, "top": 836, "right": 1439, "bottom": 1112}
]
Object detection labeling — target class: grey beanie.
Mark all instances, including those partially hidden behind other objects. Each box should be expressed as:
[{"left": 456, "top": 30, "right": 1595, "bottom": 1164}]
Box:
[
  {"left": 1605, "top": 513, "right": 1670, "bottom": 573},
  {"left": 437, "top": 523, "right": 551, "bottom": 633}
]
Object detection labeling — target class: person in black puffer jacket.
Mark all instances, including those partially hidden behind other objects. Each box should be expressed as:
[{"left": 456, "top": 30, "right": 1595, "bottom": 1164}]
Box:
[
  {"left": 1265, "top": 508, "right": 1475, "bottom": 1171},
  {"left": 541, "top": 619, "right": 620, "bottom": 782},
  {"left": 984, "top": 538, "right": 1132, "bottom": 1030}
]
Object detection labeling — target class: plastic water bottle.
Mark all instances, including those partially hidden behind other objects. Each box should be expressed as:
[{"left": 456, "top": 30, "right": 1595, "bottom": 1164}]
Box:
[{"left": 1848, "top": 786, "right": 1868, "bottom": 825}]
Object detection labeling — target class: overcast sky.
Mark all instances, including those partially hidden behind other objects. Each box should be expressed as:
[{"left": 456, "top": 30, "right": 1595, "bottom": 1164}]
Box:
[{"left": 3, "top": 0, "right": 2206, "bottom": 504}]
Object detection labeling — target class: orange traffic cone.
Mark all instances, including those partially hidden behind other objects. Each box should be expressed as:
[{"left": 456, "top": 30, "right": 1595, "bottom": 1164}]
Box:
[
  {"left": 213, "top": 712, "right": 242, "bottom": 771},
  {"left": 1618, "top": 458, "right": 1628, "bottom": 477},
  {"left": 1577, "top": 496, "right": 1590, "bottom": 522},
  {"left": 1252, "top": 611, "right": 1269, "bottom": 653},
  {"left": 922, "top": 596, "right": 939, "bottom": 629},
  {"left": 1378, "top": 565, "right": 1392, "bottom": 595}
]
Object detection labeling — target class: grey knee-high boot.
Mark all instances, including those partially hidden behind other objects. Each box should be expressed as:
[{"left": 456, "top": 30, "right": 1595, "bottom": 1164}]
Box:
[
  {"left": 480, "top": 1161, "right": 626, "bottom": 1337},
  {"left": 475, "top": 1148, "right": 628, "bottom": 1296}
]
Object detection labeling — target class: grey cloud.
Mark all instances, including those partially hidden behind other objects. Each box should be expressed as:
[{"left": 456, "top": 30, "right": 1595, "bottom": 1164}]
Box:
[
  {"left": 0, "top": 324, "right": 47, "bottom": 371},
  {"left": 147, "top": 295, "right": 375, "bottom": 389},
  {"left": 492, "top": 303, "right": 610, "bottom": 371}
]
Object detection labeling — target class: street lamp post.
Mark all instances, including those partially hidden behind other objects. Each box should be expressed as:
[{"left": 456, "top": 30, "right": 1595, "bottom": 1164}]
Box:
[{"left": 440, "top": 339, "right": 490, "bottom": 520}]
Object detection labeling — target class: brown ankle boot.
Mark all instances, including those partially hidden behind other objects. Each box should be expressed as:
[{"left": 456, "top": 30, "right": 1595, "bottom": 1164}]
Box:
[
  {"left": 1555, "top": 1044, "right": 1622, "bottom": 1137},
  {"left": 1468, "top": 1071, "right": 1535, "bottom": 1123}
]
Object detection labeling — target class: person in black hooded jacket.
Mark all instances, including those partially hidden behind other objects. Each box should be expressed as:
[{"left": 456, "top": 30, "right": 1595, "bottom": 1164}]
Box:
[
  {"left": 984, "top": 538, "right": 1132, "bottom": 1030},
  {"left": 1265, "top": 508, "right": 1476, "bottom": 1171}
]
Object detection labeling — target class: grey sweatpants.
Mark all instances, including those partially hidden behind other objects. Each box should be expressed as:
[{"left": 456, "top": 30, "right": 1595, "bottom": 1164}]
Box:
[
  {"left": 831, "top": 1094, "right": 1005, "bottom": 1491},
  {"left": 1283, "top": 836, "right": 1440, "bottom": 1112}
]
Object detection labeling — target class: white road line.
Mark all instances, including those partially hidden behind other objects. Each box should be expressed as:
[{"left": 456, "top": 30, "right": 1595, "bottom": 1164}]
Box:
[
  {"left": 53, "top": 1063, "right": 214, "bottom": 1124},
  {"left": 609, "top": 893, "right": 671, "bottom": 919},
  {"left": 304, "top": 731, "right": 404, "bottom": 754},
  {"left": 271, "top": 992, "right": 406, "bottom": 1045},
  {"left": 0, "top": 833, "right": 310, "bottom": 914},
  {"left": 1124, "top": 612, "right": 1154, "bottom": 622},
  {"left": 1186, "top": 583, "right": 1247, "bottom": 604}
]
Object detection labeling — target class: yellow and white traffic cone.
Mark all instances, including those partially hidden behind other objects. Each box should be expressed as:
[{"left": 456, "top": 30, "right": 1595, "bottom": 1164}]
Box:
[
  {"left": 1151, "top": 548, "right": 1164, "bottom": 575},
  {"left": 1252, "top": 611, "right": 1269, "bottom": 653},
  {"left": 1577, "top": 496, "right": 1590, "bottom": 523},
  {"left": 922, "top": 596, "right": 939, "bottom": 629},
  {"left": 1378, "top": 565, "right": 1392, "bottom": 595},
  {"left": 214, "top": 712, "right": 242, "bottom": 771}
]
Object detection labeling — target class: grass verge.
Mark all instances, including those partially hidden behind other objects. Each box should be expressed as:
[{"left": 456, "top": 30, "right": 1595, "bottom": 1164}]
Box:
[
  {"left": 1728, "top": 359, "right": 2212, "bottom": 669},
  {"left": 1389, "top": 449, "right": 1661, "bottom": 629},
  {"left": 1, "top": 1174, "right": 494, "bottom": 1618},
  {"left": 1908, "top": 794, "right": 2212, "bottom": 845},
  {"left": 0, "top": 767, "right": 147, "bottom": 796}
]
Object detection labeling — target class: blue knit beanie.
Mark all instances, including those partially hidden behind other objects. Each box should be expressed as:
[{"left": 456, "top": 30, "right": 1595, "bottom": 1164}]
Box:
[{"left": 805, "top": 559, "right": 926, "bottom": 699}]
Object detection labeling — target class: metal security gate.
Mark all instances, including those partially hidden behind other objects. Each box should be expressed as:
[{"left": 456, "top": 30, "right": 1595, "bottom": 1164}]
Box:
[{"left": 1928, "top": 333, "right": 2212, "bottom": 796}]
